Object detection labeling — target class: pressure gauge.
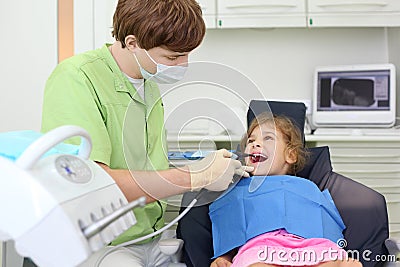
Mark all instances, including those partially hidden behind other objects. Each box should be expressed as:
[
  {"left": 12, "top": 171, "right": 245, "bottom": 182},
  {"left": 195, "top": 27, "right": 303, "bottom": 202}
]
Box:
[{"left": 55, "top": 155, "right": 92, "bottom": 183}]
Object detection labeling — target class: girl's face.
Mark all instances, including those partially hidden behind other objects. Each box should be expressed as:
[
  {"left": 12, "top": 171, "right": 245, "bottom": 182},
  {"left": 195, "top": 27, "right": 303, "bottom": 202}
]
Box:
[{"left": 244, "top": 122, "right": 295, "bottom": 176}]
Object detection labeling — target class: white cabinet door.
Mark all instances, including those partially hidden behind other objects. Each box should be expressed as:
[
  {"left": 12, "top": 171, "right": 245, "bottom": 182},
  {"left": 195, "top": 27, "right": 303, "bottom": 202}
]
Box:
[
  {"left": 217, "top": 0, "right": 307, "bottom": 28},
  {"left": 197, "top": 0, "right": 217, "bottom": 28},
  {"left": 308, "top": 0, "right": 400, "bottom": 27},
  {"left": 93, "top": 0, "right": 118, "bottom": 49}
]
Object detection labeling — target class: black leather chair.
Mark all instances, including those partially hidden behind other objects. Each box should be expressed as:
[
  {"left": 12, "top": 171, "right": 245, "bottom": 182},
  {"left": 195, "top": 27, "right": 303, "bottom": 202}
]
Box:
[{"left": 177, "top": 100, "right": 389, "bottom": 267}]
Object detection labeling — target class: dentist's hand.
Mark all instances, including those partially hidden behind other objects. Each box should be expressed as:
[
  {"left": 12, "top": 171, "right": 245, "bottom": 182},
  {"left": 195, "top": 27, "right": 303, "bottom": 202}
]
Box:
[{"left": 188, "top": 149, "right": 254, "bottom": 191}]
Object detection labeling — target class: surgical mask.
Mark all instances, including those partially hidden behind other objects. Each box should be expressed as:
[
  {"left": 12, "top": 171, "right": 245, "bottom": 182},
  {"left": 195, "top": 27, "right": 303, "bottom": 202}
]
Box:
[{"left": 134, "top": 50, "right": 187, "bottom": 84}]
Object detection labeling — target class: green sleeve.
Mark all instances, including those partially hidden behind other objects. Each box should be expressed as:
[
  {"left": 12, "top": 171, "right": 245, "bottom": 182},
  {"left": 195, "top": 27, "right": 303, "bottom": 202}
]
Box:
[{"left": 41, "top": 62, "right": 112, "bottom": 165}]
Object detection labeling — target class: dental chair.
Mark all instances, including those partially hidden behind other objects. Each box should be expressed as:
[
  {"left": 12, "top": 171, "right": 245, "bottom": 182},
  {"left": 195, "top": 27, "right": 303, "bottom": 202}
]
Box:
[{"left": 177, "top": 100, "right": 395, "bottom": 267}]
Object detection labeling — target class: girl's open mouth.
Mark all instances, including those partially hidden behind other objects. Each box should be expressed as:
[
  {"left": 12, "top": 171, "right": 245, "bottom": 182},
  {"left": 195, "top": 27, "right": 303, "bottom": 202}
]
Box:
[{"left": 250, "top": 153, "right": 268, "bottom": 163}]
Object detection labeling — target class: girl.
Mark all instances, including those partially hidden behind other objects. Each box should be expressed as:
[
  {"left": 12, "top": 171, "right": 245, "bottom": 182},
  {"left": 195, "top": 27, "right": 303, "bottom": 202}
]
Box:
[{"left": 209, "top": 112, "right": 361, "bottom": 267}]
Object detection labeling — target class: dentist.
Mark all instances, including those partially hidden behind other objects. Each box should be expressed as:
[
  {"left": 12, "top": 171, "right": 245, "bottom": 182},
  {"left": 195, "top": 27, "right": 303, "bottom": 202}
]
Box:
[{"left": 39, "top": 0, "right": 253, "bottom": 266}]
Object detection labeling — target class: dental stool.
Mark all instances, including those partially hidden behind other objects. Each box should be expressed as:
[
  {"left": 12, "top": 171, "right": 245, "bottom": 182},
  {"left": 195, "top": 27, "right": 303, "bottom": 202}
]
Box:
[
  {"left": 159, "top": 239, "right": 185, "bottom": 266},
  {"left": 158, "top": 230, "right": 186, "bottom": 267}
]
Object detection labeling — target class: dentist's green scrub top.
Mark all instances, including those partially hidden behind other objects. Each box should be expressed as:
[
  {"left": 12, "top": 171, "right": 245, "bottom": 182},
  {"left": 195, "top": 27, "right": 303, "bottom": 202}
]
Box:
[{"left": 41, "top": 44, "right": 169, "bottom": 245}]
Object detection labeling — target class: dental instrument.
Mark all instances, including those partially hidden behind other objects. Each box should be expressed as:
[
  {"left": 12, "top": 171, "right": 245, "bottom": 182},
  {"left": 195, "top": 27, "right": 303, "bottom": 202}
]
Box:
[{"left": 231, "top": 151, "right": 255, "bottom": 160}]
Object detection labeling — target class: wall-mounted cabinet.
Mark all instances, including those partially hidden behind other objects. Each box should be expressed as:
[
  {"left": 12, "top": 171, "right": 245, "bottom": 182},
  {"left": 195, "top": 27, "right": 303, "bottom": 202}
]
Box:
[
  {"left": 216, "top": 0, "right": 307, "bottom": 28},
  {"left": 198, "top": 0, "right": 217, "bottom": 28},
  {"left": 307, "top": 0, "right": 400, "bottom": 27},
  {"left": 200, "top": 0, "right": 400, "bottom": 29},
  {"left": 76, "top": 0, "right": 400, "bottom": 53}
]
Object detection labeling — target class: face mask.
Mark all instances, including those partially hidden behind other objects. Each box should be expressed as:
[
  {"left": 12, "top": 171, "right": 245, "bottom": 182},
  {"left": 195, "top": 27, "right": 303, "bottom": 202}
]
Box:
[{"left": 134, "top": 50, "right": 187, "bottom": 84}]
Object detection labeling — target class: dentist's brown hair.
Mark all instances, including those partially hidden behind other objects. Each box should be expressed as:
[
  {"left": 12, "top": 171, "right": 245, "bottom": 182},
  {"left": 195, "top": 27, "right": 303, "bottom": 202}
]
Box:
[{"left": 112, "top": 0, "right": 206, "bottom": 52}]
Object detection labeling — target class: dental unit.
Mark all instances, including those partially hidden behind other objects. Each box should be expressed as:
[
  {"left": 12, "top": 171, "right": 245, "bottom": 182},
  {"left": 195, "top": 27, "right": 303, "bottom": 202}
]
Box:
[
  {"left": 0, "top": 126, "right": 148, "bottom": 267},
  {"left": 0, "top": 125, "right": 208, "bottom": 267}
]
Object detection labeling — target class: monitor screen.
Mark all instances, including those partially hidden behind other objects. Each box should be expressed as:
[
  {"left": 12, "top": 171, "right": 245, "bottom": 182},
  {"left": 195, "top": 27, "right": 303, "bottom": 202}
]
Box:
[{"left": 312, "top": 64, "right": 396, "bottom": 128}]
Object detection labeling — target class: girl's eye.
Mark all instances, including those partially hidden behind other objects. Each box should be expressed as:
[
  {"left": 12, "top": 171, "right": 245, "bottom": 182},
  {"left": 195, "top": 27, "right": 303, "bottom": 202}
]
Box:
[
  {"left": 247, "top": 139, "right": 254, "bottom": 144},
  {"left": 167, "top": 56, "right": 179, "bottom": 61},
  {"left": 264, "top": 136, "right": 273, "bottom": 141}
]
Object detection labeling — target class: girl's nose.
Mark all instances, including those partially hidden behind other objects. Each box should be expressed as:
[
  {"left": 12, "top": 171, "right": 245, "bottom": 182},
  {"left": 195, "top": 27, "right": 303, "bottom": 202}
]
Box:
[{"left": 252, "top": 142, "right": 261, "bottom": 148}]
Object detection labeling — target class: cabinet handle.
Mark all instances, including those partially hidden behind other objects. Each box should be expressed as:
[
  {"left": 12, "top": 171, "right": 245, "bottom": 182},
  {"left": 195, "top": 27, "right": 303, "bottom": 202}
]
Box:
[
  {"left": 226, "top": 1, "right": 298, "bottom": 9},
  {"left": 316, "top": 0, "right": 388, "bottom": 8}
]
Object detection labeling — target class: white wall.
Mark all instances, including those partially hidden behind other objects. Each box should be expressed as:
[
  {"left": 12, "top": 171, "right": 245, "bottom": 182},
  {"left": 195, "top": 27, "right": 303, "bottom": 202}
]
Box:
[
  {"left": 190, "top": 27, "right": 390, "bottom": 101},
  {"left": 0, "top": 0, "right": 57, "bottom": 132}
]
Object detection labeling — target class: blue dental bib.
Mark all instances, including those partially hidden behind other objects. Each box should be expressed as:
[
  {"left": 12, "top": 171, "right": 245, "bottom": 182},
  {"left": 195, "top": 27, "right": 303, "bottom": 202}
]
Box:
[{"left": 209, "top": 175, "right": 345, "bottom": 258}]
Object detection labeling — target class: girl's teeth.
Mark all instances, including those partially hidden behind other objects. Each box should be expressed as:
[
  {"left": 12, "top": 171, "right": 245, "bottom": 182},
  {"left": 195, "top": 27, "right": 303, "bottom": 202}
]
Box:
[{"left": 251, "top": 154, "right": 268, "bottom": 163}]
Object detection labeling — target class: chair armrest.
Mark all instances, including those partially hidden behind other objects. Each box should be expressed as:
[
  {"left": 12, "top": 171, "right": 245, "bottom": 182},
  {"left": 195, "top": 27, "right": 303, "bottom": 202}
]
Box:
[{"left": 385, "top": 238, "right": 400, "bottom": 260}]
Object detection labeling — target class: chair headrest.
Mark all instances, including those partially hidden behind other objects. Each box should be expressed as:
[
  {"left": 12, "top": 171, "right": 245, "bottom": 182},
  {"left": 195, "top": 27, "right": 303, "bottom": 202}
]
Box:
[
  {"left": 247, "top": 100, "right": 307, "bottom": 144},
  {"left": 297, "top": 146, "right": 333, "bottom": 187}
]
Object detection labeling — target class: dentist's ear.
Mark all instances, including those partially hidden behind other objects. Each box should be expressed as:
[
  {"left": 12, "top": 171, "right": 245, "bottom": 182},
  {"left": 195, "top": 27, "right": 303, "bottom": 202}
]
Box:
[{"left": 125, "top": 35, "right": 140, "bottom": 52}]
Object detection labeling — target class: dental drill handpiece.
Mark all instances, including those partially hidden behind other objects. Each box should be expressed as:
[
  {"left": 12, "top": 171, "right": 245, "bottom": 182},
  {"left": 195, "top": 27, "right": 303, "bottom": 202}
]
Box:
[
  {"left": 81, "top": 196, "right": 146, "bottom": 239},
  {"left": 231, "top": 152, "right": 255, "bottom": 160}
]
